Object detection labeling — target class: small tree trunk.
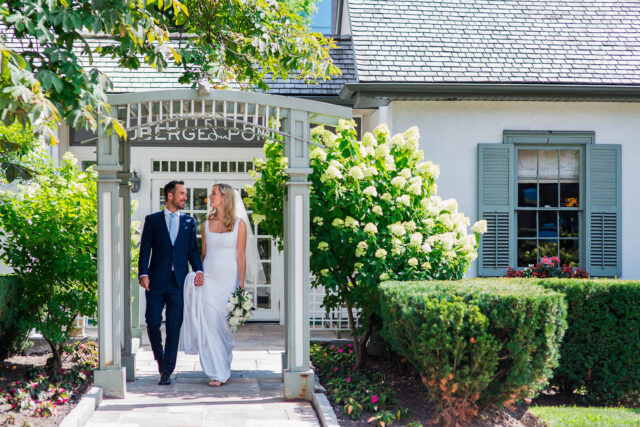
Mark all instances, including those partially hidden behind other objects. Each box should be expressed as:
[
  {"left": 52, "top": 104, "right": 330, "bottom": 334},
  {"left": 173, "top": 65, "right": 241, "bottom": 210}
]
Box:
[{"left": 45, "top": 339, "right": 63, "bottom": 373}]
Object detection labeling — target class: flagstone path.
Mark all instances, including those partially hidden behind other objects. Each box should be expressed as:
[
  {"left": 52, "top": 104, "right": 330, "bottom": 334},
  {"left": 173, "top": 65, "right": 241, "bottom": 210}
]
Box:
[{"left": 85, "top": 324, "right": 341, "bottom": 426}]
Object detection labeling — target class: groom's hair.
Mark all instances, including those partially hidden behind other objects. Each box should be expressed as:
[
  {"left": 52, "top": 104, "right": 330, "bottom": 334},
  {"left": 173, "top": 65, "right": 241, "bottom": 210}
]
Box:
[{"left": 164, "top": 180, "right": 185, "bottom": 200}]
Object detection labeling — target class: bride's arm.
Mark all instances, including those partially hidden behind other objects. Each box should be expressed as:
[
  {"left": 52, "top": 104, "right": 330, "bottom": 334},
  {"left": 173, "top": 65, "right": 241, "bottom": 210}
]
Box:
[
  {"left": 200, "top": 222, "right": 207, "bottom": 261},
  {"left": 236, "top": 220, "right": 247, "bottom": 289}
]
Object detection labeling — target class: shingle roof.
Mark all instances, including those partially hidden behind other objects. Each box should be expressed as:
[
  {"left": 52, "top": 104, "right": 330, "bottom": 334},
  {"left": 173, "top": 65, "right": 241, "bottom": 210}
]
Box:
[
  {"left": 2, "top": 30, "right": 356, "bottom": 96},
  {"left": 348, "top": 0, "right": 640, "bottom": 85}
]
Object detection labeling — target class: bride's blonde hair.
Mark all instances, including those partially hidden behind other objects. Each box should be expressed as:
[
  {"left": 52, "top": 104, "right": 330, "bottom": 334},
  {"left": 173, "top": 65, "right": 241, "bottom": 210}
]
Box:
[{"left": 208, "top": 183, "right": 236, "bottom": 231}]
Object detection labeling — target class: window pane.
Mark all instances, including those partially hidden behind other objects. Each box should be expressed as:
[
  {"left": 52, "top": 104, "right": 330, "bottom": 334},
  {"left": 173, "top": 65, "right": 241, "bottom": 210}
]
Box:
[
  {"left": 518, "top": 240, "right": 537, "bottom": 267},
  {"left": 518, "top": 183, "right": 537, "bottom": 207},
  {"left": 153, "top": 161, "right": 160, "bottom": 172},
  {"left": 204, "top": 162, "right": 211, "bottom": 173},
  {"left": 193, "top": 188, "right": 208, "bottom": 210},
  {"left": 230, "top": 161, "right": 237, "bottom": 173},
  {"left": 517, "top": 211, "right": 536, "bottom": 237},
  {"left": 561, "top": 183, "right": 579, "bottom": 207},
  {"left": 195, "top": 212, "right": 207, "bottom": 227},
  {"left": 187, "top": 161, "right": 194, "bottom": 172},
  {"left": 170, "top": 161, "right": 177, "bottom": 172},
  {"left": 221, "top": 162, "right": 228, "bottom": 172},
  {"left": 539, "top": 239, "right": 558, "bottom": 258},
  {"left": 539, "top": 183, "right": 558, "bottom": 207},
  {"left": 179, "top": 161, "right": 186, "bottom": 172},
  {"left": 257, "top": 286, "right": 271, "bottom": 309},
  {"left": 213, "top": 162, "right": 220, "bottom": 172},
  {"left": 560, "top": 212, "right": 579, "bottom": 237},
  {"left": 539, "top": 211, "right": 557, "bottom": 237},
  {"left": 559, "top": 150, "right": 580, "bottom": 179},
  {"left": 518, "top": 150, "right": 537, "bottom": 180},
  {"left": 262, "top": 262, "right": 271, "bottom": 283},
  {"left": 195, "top": 161, "right": 202, "bottom": 172},
  {"left": 560, "top": 240, "right": 579, "bottom": 267},
  {"left": 539, "top": 150, "right": 558, "bottom": 180},
  {"left": 258, "top": 237, "right": 271, "bottom": 260}
]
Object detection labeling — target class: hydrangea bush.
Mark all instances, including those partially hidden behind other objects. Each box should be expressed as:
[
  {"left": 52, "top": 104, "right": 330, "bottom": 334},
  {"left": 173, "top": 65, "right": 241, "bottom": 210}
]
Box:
[{"left": 247, "top": 121, "right": 486, "bottom": 367}]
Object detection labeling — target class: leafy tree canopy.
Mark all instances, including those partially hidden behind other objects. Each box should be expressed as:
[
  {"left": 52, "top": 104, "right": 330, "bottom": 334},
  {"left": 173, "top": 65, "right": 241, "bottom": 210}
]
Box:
[{"left": 0, "top": 0, "right": 338, "bottom": 146}]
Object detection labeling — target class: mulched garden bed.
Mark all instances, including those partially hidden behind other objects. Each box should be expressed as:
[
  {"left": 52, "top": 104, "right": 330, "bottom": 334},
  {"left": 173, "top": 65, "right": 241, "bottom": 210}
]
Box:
[
  {"left": 0, "top": 339, "right": 95, "bottom": 427},
  {"left": 314, "top": 344, "right": 549, "bottom": 426}
]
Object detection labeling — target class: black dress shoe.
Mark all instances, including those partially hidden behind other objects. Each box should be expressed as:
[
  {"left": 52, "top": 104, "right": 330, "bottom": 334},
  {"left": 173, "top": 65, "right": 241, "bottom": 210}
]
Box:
[{"left": 158, "top": 373, "right": 172, "bottom": 385}]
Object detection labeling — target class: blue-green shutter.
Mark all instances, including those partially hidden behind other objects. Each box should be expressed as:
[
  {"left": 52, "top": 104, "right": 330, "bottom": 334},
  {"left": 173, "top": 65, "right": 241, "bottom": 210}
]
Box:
[
  {"left": 477, "top": 144, "right": 514, "bottom": 276},
  {"left": 586, "top": 144, "right": 621, "bottom": 277}
]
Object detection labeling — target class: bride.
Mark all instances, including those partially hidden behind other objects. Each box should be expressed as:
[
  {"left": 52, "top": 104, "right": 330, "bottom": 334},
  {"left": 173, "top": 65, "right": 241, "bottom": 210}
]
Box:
[{"left": 180, "top": 183, "right": 265, "bottom": 387}]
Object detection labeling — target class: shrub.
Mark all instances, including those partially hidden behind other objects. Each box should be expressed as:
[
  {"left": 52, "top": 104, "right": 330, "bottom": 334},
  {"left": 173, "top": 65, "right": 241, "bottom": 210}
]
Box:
[
  {"left": 378, "top": 279, "right": 567, "bottom": 426},
  {"left": 507, "top": 256, "right": 589, "bottom": 279},
  {"left": 538, "top": 278, "right": 640, "bottom": 404},
  {"left": 0, "top": 275, "right": 31, "bottom": 361},
  {"left": 0, "top": 152, "right": 97, "bottom": 372},
  {"left": 248, "top": 121, "right": 486, "bottom": 367}
]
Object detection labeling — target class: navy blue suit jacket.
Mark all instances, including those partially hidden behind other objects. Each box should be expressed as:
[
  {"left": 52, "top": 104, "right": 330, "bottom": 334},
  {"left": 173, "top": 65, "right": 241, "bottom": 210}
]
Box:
[{"left": 138, "top": 211, "right": 203, "bottom": 290}]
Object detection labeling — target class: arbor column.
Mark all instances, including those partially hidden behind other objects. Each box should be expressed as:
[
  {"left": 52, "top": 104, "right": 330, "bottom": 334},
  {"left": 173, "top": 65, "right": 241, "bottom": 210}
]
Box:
[
  {"left": 119, "top": 141, "right": 137, "bottom": 382},
  {"left": 283, "top": 109, "right": 314, "bottom": 401},
  {"left": 95, "top": 118, "right": 126, "bottom": 398}
]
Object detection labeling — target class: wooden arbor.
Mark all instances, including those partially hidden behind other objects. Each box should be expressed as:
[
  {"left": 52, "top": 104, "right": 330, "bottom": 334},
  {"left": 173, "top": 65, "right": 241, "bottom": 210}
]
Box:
[{"left": 94, "top": 88, "right": 351, "bottom": 399}]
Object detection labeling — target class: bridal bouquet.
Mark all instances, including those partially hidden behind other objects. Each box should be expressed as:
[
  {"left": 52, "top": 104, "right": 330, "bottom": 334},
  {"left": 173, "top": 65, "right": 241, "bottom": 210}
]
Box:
[{"left": 226, "top": 288, "right": 255, "bottom": 332}]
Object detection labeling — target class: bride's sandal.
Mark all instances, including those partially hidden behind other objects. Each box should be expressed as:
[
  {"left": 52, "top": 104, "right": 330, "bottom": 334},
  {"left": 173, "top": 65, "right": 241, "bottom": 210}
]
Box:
[{"left": 208, "top": 380, "right": 222, "bottom": 387}]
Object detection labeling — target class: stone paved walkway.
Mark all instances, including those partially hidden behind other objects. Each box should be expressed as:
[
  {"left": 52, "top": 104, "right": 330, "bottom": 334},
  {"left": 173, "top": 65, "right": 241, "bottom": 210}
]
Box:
[{"left": 85, "top": 324, "right": 337, "bottom": 427}]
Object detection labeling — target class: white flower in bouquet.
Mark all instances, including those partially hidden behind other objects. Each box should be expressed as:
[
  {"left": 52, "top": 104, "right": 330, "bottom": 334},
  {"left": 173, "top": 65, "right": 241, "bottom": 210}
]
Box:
[
  {"left": 242, "top": 300, "right": 252, "bottom": 310},
  {"left": 233, "top": 308, "right": 243, "bottom": 317},
  {"left": 229, "top": 317, "right": 239, "bottom": 327},
  {"left": 471, "top": 220, "right": 488, "bottom": 234},
  {"left": 226, "top": 302, "right": 235, "bottom": 312}
]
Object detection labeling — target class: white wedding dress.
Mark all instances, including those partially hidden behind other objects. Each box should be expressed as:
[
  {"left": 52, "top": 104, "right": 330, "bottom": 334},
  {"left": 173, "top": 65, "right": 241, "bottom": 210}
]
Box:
[{"left": 180, "top": 218, "right": 242, "bottom": 383}]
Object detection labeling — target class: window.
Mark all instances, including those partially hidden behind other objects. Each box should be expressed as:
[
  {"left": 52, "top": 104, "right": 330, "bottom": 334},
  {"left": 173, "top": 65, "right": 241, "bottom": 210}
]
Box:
[
  {"left": 310, "top": 0, "right": 335, "bottom": 34},
  {"left": 516, "top": 149, "right": 581, "bottom": 267},
  {"left": 478, "top": 131, "right": 620, "bottom": 277}
]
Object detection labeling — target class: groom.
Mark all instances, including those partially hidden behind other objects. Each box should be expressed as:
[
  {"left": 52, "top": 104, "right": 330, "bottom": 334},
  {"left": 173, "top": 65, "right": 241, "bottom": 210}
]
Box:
[{"left": 138, "top": 181, "right": 204, "bottom": 385}]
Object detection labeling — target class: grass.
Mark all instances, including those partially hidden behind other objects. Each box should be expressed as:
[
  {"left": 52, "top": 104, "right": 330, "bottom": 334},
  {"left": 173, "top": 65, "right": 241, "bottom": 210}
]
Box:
[{"left": 529, "top": 405, "right": 640, "bottom": 426}]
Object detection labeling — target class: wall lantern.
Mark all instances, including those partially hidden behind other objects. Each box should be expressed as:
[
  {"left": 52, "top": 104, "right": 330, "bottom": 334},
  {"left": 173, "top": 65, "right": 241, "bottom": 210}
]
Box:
[{"left": 130, "top": 170, "right": 141, "bottom": 193}]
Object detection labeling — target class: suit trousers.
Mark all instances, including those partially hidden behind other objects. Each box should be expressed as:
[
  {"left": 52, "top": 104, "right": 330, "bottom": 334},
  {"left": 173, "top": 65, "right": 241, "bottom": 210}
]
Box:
[{"left": 145, "top": 272, "right": 183, "bottom": 376}]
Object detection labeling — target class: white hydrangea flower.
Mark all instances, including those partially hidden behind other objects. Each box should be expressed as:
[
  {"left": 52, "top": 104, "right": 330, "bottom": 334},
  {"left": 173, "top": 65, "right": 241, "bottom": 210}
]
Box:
[
  {"left": 407, "top": 183, "right": 421, "bottom": 195},
  {"left": 325, "top": 165, "right": 343, "bottom": 180},
  {"left": 460, "top": 235, "right": 476, "bottom": 252},
  {"left": 391, "top": 246, "right": 404, "bottom": 256},
  {"left": 310, "top": 147, "right": 327, "bottom": 161},
  {"left": 388, "top": 222, "right": 406, "bottom": 236},
  {"left": 400, "top": 168, "right": 411, "bottom": 179},
  {"left": 390, "top": 134, "right": 405, "bottom": 148},
  {"left": 413, "top": 149, "right": 425, "bottom": 161},
  {"left": 408, "top": 257, "right": 419, "bottom": 267},
  {"left": 348, "top": 166, "right": 364, "bottom": 180},
  {"left": 379, "top": 272, "right": 390, "bottom": 281},
  {"left": 355, "top": 241, "right": 368, "bottom": 257},
  {"left": 417, "top": 161, "right": 440, "bottom": 178},
  {"left": 471, "top": 220, "right": 488, "bottom": 234},
  {"left": 438, "top": 233, "right": 456, "bottom": 251},
  {"left": 364, "top": 146, "right": 376, "bottom": 158},
  {"left": 422, "top": 218, "right": 435, "bottom": 228},
  {"left": 440, "top": 198, "right": 458, "bottom": 214},
  {"left": 252, "top": 213, "right": 266, "bottom": 225},
  {"left": 337, "top": 119, "right": 356, "bottom": 132},
  {"left": 397, "top": 194, "right": 411, "bottom": 206},
  {"left": 280, "top": 157, "right": 289, "bottom": 168},
  {"left": 403, "top": 220, "right": 417, "bottom": 231},
  {"left": 374, "top": 123, "right": 390, "bottom": 139},
  {"left": 375, "top": 248, "right": 387, "bottom": 259},
  {"left": 320, "top": 269, "right": 330, "bottom": 276},
  {"left": 405, "top": 136, "right": 419, "bottom": 151},
  {"left": 362, "top": 132, "right": 376, "bottom": 147},
  {"left": 409, "top": 176, "right": 422, "bottom": 186},
  {"left": 313, "top": 216, "right": 324, "bottom": 226},
  {"left": 311, "top": 125, "right": 325, "bottom": 135},
  {"left": 421, "top": 261, "right": 432, "bottom": 270},
  {"left": 324, "top": 132, "right": 338, "bottom": 147},
  {"left": 345, "top": 216, "right": 359, "bottom": 228},
  {"left": 332, "top": 218, "right": 344, "bottom": 227},
  {"left": 381, "top": 192, "right": 393, "bottom": 202},
  {"left": 329, "top": 159, "right": 343, "bottom": 169},
  {"left": 372, "top": 205, "right": 383, "bottom": 215},
  {"left": 391, "top": 237, "right": 403, "bottom": 247},
  {"left": 409, "top": 232, "right": 423, "bottom": 247},
  {"left": 364, "top": 223, "right": 378, "bottom": 234},
  {"left": 391, "top": 176, "right": 407, "bottom": 188},
  {"left": 385, "top": 156, "right": 396, "bottom": 171},
  {"left": 363, "top": 186, "right": 378, "bottom": 197},
  {"left": 354, "top": 262, "right": 364, "bottom": 269},
  {"left": 437, "top": 213, "right": 453, "bottom": 229},
  {"left": 317, "top": 242, "right": 329, "bottom": 251},
  {"left": 374, "top": 144, "right": 390, "bottom": 159},
  {"left": 421, "top": 242, "right": 432, "bottom": 253},
  {"left": 62, "top": 151, "right": 79, "bottom": 166},
  {"left": 403, "top": 126, "right": 420, "bottom": 140}
]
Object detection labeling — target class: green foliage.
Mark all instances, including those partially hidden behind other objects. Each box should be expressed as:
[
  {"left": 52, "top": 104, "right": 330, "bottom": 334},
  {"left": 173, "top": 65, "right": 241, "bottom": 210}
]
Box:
[
  {"left": 0, "top": 275, "right": 31, "bottom": 361},
  {"left": 0, "top": 0, "right": 339, "bottom": 144},
  {"left": 248, "top": 121, "right": 486, "bottom": 367},
  {"left": 281, "top": 0, "right": 318, "bottom": 23},
  {"left": 538, "top": 278, "right": 640, "bottom": 404},
  {"left": 311, "top": 343, "right": 411, "bottom": 425},
  {"left": 0, "top": 152, "right": 97, "bottom": 371},
  {"left": 0, "top": 122, "right": 40, "bottom": 182},
  {"left": 378, "top": 279, "right": 567, "bottom": 425},
  {"left": 530, "top": 405, "right": 640, "bottom": 427}
]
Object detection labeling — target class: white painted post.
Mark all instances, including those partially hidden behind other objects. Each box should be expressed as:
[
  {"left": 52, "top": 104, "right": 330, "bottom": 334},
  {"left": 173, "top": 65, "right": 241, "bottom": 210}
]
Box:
[
  {"left": 283, "top": 109, "right": 314, "bottom": 401},
  {"left": 95, "top": 115, "right": 126, "bottom": 398}
]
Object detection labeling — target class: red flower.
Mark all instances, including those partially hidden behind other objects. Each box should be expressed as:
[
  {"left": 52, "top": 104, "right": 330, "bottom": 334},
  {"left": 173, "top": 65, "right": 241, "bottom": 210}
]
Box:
[
  {"left": 371, "top": 395, "right": 379, "bottom": 404},
  {"left": 346, "top": 377, "right": 351, "bottom": 383}
]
